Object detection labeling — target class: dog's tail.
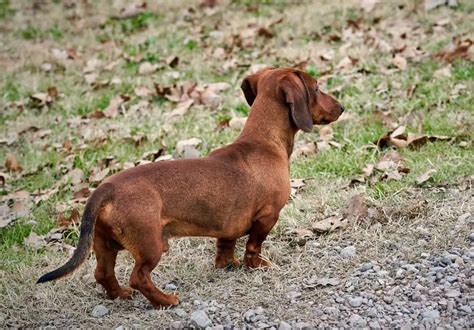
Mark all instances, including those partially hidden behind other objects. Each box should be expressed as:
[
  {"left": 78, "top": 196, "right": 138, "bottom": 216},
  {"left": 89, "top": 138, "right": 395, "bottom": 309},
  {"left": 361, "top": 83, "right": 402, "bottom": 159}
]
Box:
[{"left": 36, "top": 183, "right": 115, "bottom": 284}]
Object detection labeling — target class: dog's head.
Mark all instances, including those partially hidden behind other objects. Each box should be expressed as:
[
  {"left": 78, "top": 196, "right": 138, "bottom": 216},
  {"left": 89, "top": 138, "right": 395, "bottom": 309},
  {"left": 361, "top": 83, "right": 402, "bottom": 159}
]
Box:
[{"left": 241, "top": 67, "right": 344, "bottom": 132}]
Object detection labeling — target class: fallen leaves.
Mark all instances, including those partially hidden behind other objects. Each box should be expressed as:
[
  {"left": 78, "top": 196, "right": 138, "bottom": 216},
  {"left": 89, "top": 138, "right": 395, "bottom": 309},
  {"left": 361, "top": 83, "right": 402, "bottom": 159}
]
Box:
[
  {"left": 392, "top": 55, "right": 407, "bottom": 70},
  {"left": 312, "top": 194, "right": 372, "bottom": 235},
  {"left": 375, "top": 126, "right": 451, "bottom": 149},
  {"left": 351, "top": 150, "right": 410, "bottom": 186},
  {"left": 175, "top": 138, "right": 202, "bottom": 159},
  {"left": 433, "top": 37, "right": 472, "bottom": 63},
  {"left": 89, "top": 168, "right": 110, "bottom": 184},
  {"left": 0, "top": 190, "right": 32, "bottom": 228},
  {"left": 138, "top": 61, "right": 160, "bottom": 75},
  {"left": 416, "top": 169, "right": 437, "bottom": 185},
  {"left": 5, "top": 154, "right": 23, "bottom": 173},
  {"left": 30, "top": 87, "right": 59, "bottom": 107},
  {"left": 102, "top": 95, "right": 130, "bottom": 118}
]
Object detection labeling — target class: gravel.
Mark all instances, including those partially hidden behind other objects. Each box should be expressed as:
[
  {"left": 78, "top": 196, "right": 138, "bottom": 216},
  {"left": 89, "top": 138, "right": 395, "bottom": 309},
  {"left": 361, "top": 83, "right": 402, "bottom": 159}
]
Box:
[
  {"left": 91, "top": 305, "right": 109, "bottom": 318},
  {"left": 340, "top": 246, "right": 357, "bottom": 258},
  {"left": 189, "top": 310, "right": 212, "bottom": 329},
  {"left": 171, "top": 247, "right": 473, "bottom": 328}
]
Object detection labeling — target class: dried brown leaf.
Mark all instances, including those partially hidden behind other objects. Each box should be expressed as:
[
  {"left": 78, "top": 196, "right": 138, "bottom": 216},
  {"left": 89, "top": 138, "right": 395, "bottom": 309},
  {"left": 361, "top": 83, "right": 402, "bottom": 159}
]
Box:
[
  {"left": 89, "top": 168, "right": 110, "bottom": 183},
  {"left": 5, "top": 154, "right": 23, "bottom": 173},
  {"left": 416, "top": 169, "right": 437, "bottom": 185},
  {"left": 433, "top": 38, "right": 472, "bottom": 63},
  {"left": 57, "top": 208, "right": 81, "bottom": 227},
  {"left": 312, "top": 216, "right": 346, "bottom": 234}
]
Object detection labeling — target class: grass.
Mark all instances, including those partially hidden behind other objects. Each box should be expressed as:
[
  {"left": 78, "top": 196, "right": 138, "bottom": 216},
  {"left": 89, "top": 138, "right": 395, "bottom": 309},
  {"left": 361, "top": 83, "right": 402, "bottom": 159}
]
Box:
[{"left": 0, "top": 0, "right": 473, "bottom": 327}]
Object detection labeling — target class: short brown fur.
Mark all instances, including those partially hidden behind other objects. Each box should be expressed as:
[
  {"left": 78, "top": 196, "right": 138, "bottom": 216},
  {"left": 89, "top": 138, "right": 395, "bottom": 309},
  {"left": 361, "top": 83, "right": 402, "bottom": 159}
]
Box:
[{"left": 37, "top": 68, "right": 344, "bottom": 308}]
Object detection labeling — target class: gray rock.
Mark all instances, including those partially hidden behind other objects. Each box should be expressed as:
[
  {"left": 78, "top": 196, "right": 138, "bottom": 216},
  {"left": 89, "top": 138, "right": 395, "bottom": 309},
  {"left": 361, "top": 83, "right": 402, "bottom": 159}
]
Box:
[
  {"left": 349, "top": 297, "right": 363, "bottom": 308},
  {"left": 361, "top": 262, "right": 374, "bottom": 272},
  {"left": 170, "top": 321, "right": 182, "bottom": 329},
  {"left": 323, "top": 306, "right": 339, "bottom": 315},
  {"left": 445, "top": 289, "right": 461, "bottom": 298},
  {"left": 422, "top": 309, "right": 440, "bottom": 320},
  {"left": 368, "top": 320, "right": 380, "bottom": 328},
  {"left": 190, "top": 310, "right": 212, "bottom": 329},
  {"left": 469, "top": 233, "right": 474, "bottom": 242},
  {"left": 165, "top": 282, "right": 178, "bottom": 291},
  {"left": 91, "top": 304, "right": 109, "bottom": 318},
  {"left": 243, "top": 309, "right": 256, "bottom": 323},
  {"left": 341, "top": 246, "right": 357, "bottom": 258},
  {"left": 292, "top": 322, "right": 312, "bottom": 329},
  {"left": 349, "top": 314, "right": 367, "bottom": 327},
  {"left": 278, "top": 321, "right": 292, "bottom": 330},
  {"left": 174, "top": 308, "right": 187, "bottom": 318},
  {"left": 459, "top": 305, "right": 472, "bottom": 314}
]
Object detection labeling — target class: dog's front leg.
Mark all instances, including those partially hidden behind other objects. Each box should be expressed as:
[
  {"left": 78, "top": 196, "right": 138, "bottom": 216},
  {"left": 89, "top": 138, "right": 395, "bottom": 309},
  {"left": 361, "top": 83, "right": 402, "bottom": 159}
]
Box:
[
  {"left": 244, "top": 214, "right": 278, "bottom": 269},
  {"left": 215, "top": 238, "right": 241, "bottom": 269}
]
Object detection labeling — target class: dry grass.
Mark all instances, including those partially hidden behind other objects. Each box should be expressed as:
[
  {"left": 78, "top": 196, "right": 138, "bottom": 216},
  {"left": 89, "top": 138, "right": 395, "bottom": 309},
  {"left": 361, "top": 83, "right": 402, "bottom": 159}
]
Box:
[
  {"left": 1, "top": 183, "right": 472, "bottom": 327},
  {"left": 1, "top": 0, "right": 473, "bottom": 327}
]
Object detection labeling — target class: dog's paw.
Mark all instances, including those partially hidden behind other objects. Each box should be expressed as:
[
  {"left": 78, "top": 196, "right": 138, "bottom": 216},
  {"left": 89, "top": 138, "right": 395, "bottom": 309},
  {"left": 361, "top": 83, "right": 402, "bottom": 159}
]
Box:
[
  {"left": 167, "top": 294, "right": 180, "bottom": 306},
  {"left": 215, "top": 256, "right": 241, "bottom": 269},
  {"left": 244, "top": 253, "right": 272, "bottom": 269},
  {"left": 118, "top": 287, "right": 134, "bottom": 300}
]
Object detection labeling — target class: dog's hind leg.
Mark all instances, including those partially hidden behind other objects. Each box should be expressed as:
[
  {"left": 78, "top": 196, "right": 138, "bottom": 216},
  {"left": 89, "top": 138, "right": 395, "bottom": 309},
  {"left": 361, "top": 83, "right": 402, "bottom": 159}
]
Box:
[
  {"left": 215, "top": 238, "right": 241, "bottom": 268},
  {"left": 128, "top": 222, "right": 179, "bottom": 308},
  {"left": 244, "top": 213, "right": 278, "bottom": 269},
  {"left": 93, "top": 233, "right": 133, "bottom": 300}
]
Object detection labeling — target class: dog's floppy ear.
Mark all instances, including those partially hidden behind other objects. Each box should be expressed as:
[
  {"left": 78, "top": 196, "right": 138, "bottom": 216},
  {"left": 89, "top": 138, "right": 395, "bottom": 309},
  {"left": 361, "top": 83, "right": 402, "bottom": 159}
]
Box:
[
  {"left": 241, "top": 74, "right": 258, "bottom": 106},
  {"left": 241, "top": 67, "right": 274, "bottom": 106},
  {"left": 281, "top": 75, "right": 313, "bottom": 132}
]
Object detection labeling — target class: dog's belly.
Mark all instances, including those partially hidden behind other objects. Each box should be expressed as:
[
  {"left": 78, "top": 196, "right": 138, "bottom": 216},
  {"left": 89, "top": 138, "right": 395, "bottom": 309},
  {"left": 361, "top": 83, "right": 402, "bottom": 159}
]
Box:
[{"left": 162, "top": 209, "right": 254, "bottom": 239}]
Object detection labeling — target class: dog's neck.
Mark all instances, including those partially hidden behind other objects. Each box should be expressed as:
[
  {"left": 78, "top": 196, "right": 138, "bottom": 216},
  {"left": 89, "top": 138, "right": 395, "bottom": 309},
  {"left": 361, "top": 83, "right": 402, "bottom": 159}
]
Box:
[{"left": 237, "top": 96, "right": 299, "bottom": 159}]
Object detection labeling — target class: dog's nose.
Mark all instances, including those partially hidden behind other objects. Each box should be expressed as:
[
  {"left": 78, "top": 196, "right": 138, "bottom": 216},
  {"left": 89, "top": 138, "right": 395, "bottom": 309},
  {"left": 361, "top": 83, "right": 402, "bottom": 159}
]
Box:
[{"left": 339, "top": 104, "right": 345, "bottom": 113}]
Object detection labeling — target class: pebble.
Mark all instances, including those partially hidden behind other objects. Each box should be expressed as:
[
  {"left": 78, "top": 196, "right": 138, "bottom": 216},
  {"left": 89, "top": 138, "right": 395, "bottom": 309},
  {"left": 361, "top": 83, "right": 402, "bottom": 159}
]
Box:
[
  {"left": 292, "top": 322, "right": 312, "bottom": 329},
  {"left": 422, "top": 309, "right": 440, "bottom": 320},
  {"left": 349, "top": 297, "right": 363, "bottom": 308},
  {"left": 174, "top": 308, "right": 187, "bottom": 318},
  {"left": 341, "top": 246, "right": 357, "bottom": 258},
  {"left": 278, "top": 321, "right": 292, "bottom": 330},
  {"left": 190, "top": 310, "right": 212, "bottom": 329},
  {"left": 349, "top": 314, "right": 367, "bottom": 327},
  {"left": 360, "top": 262, "right": 374, "bottom": 272},
  {"left": 469, "top": 233, "right": 474, "bottom": 242},
  {"left": 91, "top": 304, "right": 109, "bottom": 318},
  {"left": 445, "top": 289, "right": 461, "bottom": 298},
  {"left": 165, "top": 283, "right": 178, "bottom": 291}
]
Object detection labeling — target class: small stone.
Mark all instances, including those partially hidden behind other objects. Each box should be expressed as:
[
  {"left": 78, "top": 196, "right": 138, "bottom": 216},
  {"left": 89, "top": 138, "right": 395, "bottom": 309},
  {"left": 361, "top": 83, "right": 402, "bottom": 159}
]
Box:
[
  {"left": 323, "top": 306, "right": 339, "bottom": 315},
  {"left": 349, "top": 314, "right": 367, "bottom": 327},
  {"left": 349, "top": 297, "right": 363, "bottom": 308},
  {"left": 422, "top": 309, "right": 440, "bottom": 320},
  {"left": 384, "top": 295, "right": 394, "bottom": 304},
  {"left": 174, "top": 308, "right": 187, "bottom": 318},
  {"left": 292, "top": 322, "right": 312, "bottom": 329},
  {"left": 445, "top": 289, "right": 461, "bottom": 298},
  {"left": 254, "top": 306, "right": 265, "bottom": 315},
  {"left": 459, "top": 305, "right": 472, "bottom": 314},
  {"left": 165, "top": 283, "right": 178, "bottom": 291},
  {"left": 278, "top": 321, "right": 292, "bottom": 330},
  {"left": 368, "top": 321, "right": 380, "bottom": 328},
  {"left": 91, "top": 304, "right": 109, "bottom": 318},
  {"left": 341, "top": 246, "right": 357, "bottom": 258},
  {"left": 360, "top": 262, "right": 374, "bottom": 272},
  {"left": 170, "top": 321, "right": 182, "bottom": 329},
  {"left": 190, "top": 310, "right": 212, "bottom": 329},
  {"left": 469, "top": 233, "right": 474, "bottom": 242},
  {"left": 243, "top": 309, "right": 256, "bottom": 323},
  {"left": 395, "top": 269, "right": 405, "bottom": 279}
]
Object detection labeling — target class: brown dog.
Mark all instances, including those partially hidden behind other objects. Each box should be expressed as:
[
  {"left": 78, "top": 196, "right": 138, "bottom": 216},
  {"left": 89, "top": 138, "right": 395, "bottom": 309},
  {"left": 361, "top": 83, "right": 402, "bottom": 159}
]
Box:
[{"left": 37, "top": 67, "right": 344, "bottom": 308}]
